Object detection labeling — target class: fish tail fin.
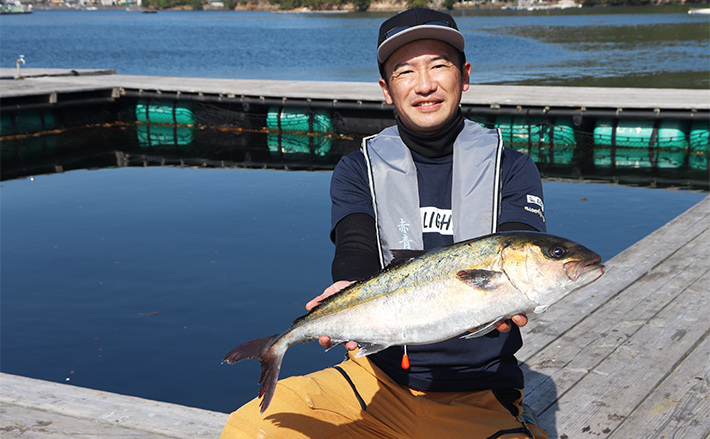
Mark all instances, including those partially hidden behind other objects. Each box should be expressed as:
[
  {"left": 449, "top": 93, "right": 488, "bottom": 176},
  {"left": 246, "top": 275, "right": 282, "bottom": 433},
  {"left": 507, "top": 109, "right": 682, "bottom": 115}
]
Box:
[{"left": 222, "top": 333, "right": 286, "bottom": 414}]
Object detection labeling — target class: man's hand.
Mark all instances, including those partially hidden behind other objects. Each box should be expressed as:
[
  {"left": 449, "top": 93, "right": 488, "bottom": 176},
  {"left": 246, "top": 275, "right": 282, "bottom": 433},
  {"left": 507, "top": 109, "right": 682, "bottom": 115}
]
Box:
[
  {"left": 493, "top": 314, "right": 528, "bottom": 332},
  {"left": 306, "top": 280, "right": 359, "bottom": 351}
]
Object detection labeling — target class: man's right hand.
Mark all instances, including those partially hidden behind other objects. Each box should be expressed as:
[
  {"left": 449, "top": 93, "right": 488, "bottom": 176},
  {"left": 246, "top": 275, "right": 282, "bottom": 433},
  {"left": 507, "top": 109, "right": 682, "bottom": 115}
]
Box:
[{"left": 306, "top": 280, "right": 359, "bottom": 351}]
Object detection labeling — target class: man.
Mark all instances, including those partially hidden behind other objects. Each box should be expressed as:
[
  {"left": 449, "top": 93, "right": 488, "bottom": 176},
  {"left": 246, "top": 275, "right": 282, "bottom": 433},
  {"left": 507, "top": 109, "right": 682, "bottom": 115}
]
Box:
[{"left": 222, "top": 8, "right": 548, "bottom": 439}]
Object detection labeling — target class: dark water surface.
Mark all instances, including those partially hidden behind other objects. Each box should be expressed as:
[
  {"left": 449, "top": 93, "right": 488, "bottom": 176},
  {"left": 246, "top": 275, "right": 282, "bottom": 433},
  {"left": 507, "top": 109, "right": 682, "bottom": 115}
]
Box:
[
  {"left": 1, "top": 166, "right": 706, "bottom": 413},
  {"left": 1, "top": 6, "right": 708, "bottom": 88}
]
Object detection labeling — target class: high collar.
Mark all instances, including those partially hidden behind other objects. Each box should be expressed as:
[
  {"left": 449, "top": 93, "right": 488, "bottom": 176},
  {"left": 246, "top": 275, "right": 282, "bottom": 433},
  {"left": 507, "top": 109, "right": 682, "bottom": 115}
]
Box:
[{"left": 396, "top": 109, "right": 465, "bottom": 159}]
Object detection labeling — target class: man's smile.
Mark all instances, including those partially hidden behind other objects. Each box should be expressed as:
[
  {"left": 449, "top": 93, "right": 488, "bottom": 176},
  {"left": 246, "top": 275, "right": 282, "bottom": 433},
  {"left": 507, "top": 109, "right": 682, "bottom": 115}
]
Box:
[{"left": 414, "top": 100, "right": 442, "bottom": 108}]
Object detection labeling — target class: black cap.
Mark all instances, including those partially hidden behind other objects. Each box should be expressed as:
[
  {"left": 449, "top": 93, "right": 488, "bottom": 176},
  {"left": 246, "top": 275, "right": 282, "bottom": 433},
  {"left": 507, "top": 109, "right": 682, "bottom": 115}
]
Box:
[{"left": 377, "top": 8, "right": 465, "bottom": 67}]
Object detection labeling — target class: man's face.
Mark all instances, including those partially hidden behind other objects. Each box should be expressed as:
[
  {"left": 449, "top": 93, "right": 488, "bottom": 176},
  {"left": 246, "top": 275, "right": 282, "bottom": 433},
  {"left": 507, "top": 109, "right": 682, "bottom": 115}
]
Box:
[{"left": 379, "top": 39, "right": 471, "bottom": 136}]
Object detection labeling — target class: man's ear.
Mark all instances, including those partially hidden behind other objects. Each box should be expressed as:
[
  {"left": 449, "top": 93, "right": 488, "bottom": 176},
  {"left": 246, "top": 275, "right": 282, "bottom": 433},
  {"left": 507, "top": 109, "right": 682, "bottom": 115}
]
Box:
[
  {"left": 462, "top": 62, "right": 472, "bottom": 92},
  {"left": 379, "top": 78, "right": 394, "bottom": 105}
]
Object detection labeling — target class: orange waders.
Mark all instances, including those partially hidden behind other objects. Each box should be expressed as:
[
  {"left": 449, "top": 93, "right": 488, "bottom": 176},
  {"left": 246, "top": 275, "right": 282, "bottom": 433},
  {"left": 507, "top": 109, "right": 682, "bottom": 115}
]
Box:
[{"left": 221, "top": 350, "right": 548, "bottom": 439}]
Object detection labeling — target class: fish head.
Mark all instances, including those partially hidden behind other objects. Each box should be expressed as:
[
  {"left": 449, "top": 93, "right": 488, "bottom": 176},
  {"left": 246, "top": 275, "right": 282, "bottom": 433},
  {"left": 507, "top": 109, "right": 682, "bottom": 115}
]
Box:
[{"left": 500, "top": 232, "right": 605, "bottom": 309}]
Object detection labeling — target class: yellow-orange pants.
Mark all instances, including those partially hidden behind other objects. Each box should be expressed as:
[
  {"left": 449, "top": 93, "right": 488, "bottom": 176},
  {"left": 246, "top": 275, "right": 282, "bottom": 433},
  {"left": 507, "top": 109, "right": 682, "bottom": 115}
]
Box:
[{"left": 221, "top": 350, "right": 548, "bottom": 439}]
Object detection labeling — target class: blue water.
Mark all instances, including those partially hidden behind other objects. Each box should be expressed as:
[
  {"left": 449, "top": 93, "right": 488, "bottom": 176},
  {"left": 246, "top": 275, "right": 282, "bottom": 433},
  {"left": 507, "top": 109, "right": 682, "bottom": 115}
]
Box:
[
  {"left": 1, "top": 167, "right": 706, "bottom": 413},
  {"left": 1, "top": 7, "right": 708, "bottom": 87}
]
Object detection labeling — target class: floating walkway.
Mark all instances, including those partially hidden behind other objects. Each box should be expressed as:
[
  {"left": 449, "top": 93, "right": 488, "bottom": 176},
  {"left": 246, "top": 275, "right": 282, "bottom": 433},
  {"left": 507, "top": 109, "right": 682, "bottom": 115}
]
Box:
[
  {"left": 2, "top": 195, "right": 708, "bottom": 438},
  {"left": 2, "top": 69, "right": 709, "bottom": 187},
  {"left": 2, "top": 68, "right": 709, "bottom": 120}
]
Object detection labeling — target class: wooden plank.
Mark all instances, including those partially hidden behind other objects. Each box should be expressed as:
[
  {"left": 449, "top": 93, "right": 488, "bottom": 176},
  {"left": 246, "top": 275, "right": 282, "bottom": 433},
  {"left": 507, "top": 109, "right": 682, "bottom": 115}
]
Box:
[
  {"left": 609, "top": 329, "right": 710, "bottom": 438},
  {"left": 2, "top": 69, "right": 709, "bottom": 110},
  {"left": 518, "top": 196, "right": 710, "bottom": 363},
  {"left": 522, "top": 225, "right": 710, "bottom": 417},
  {"left": 525, "top": 232, "right": 710, "bottom": 438},
  {"left": 548, "top": 267, "right": 710, "bottom": 438},
  {"left": 0, "top": 373, "right": 228, "bottom": 439},
  {"left": 0, "top": 403, "right": 174, "bottom": 438}
]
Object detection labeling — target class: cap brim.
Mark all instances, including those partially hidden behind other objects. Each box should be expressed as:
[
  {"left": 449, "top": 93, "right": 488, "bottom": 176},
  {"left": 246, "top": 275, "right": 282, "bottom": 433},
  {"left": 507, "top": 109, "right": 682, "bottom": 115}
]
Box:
[{"left": 377, "top": 25, "right": 465, "bottom": 64}]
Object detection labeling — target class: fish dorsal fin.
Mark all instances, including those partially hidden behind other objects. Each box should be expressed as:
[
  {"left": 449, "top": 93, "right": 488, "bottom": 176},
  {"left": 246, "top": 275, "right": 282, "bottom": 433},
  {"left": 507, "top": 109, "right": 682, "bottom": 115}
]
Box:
[
  {"left": 460, "top": 321, "right": 498, "bottom": 339},
  {"left": 353, "top": 342, "right": 390, "bottom": 358},
  {"left": 387, "top": 249, "right": 428, "bottom": 269},
  {"left": 456, "top": 269, "right": 503, "bottom": 290}
]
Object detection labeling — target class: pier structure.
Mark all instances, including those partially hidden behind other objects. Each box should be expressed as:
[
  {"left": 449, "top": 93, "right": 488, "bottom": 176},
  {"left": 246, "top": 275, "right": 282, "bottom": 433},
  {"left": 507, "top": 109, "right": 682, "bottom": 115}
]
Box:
[
  {"left": 2, "top": 69, "right": 709, "bottom": 188},
  {"left": 2, "top": 69, "right": 709, "bottom": 127}
]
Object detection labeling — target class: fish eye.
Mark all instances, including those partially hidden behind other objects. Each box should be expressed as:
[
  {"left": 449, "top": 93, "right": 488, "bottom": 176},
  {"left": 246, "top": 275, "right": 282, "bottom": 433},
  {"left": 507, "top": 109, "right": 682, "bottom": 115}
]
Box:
[{"left": 549, "top": 246, "right": 566, "bottom": 258}]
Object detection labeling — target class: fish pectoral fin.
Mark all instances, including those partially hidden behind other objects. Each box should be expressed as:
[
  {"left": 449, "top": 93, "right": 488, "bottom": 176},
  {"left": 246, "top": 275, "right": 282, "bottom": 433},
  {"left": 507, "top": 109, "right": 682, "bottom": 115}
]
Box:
[
  {"left": 460, "top": 321, "right": 498, "bottom": 339},
  {"left": 456, "top": 269, "right": 503, "bottom": 290},
  {"left": 354, "top": 343, "right": 390, "bottom": 358}
]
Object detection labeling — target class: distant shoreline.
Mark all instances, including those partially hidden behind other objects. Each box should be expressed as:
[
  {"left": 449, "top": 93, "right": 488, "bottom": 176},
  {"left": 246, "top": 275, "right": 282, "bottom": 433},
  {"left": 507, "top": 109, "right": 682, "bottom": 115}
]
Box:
[{"left": 31, "top": 2, "right": 710, "bottom": 13}]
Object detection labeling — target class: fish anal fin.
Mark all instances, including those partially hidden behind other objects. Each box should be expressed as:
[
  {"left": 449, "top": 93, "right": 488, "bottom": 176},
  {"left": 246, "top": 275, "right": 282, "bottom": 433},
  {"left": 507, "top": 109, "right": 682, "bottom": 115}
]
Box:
[
  {"left": 354, "top": 342, "right": 390, "bottom": 358},
  {"left": 461, "top": 321, "right": 498, "bottom": 339},
  {"left": 456, "top": 269, "right": 503, "bottom": 290}
]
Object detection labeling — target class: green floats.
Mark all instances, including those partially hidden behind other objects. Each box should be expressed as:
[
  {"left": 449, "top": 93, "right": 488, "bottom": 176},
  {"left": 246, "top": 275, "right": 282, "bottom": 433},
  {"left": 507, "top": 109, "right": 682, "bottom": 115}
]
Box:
[
  {"left": 689, "top": 121, "right": 709, "bottom": 170},
  {"left": 593, "top": 147, "right": 688, "bottom": 169},
  {"left": 494, "top": 117, "right": 576, "bottom": 165},
  {"left": 593, "top": 119, "right": 692, "bottom": 169},
  {"left": 593, "top": 119, "right": 689, "bottom": 149},
  {"left": 136, "top": 99, "right": 196, "bottom": 126},
  {"left": 495, "top": 116, "right": 543, "bottom": 148},
  {"left": 532, "top": 118, "right": 576, "bottom": 165},
  {"left": 137, "top": 124, "right": 194, "bottom": 148},
  {"left": 267, "top": 132, "right": 332, "bottom": 156},
  {"left": 1, "top": 110, "right": 56, "bottom": 135},
  {"left": 267, "top": 107, "right": 333, "bottom": 134}
]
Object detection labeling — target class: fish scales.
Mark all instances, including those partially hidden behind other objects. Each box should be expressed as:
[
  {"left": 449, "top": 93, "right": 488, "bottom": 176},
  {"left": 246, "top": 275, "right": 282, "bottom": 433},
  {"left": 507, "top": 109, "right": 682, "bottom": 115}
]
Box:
[{"left": 223, "top": 231, "right": 606, "bottom": 413}]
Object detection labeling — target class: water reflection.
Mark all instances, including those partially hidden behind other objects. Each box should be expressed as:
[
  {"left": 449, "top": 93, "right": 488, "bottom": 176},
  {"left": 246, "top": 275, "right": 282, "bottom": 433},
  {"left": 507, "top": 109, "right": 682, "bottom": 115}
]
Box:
[{"left": 3, "top": 121, "right": 706, "bottom": 190}]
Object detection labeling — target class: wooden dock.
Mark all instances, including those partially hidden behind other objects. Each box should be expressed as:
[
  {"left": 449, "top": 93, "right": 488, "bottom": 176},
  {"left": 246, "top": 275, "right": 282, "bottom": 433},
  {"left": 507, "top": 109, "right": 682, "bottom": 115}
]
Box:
[
  {"left": 2, "top": 194, "right": 708, "bottom": 438},
  {"left": 2, "top": 68, "right": 709, "bottom": 119},
  {"left": 0, "top": 373, "right": 228, "bottom": 438},
  {"left": 520, "top": 194, "right": 710, "bottom": 438}
]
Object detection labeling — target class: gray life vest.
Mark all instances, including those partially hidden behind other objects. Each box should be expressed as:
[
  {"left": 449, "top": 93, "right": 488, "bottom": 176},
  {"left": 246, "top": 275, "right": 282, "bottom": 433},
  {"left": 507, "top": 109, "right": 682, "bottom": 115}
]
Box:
[{"left": 362, "top": 120, "right": 503, "bottom": 268}]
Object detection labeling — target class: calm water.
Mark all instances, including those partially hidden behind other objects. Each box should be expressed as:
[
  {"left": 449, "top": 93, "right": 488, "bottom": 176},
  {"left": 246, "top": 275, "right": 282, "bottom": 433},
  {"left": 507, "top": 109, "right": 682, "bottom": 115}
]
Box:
[
  {"left": 1, "top": 5, "right": 709, "bottom": 416},
  {"left": 0, "top": 166, "right": 706, "bottom": 413},
  {"left": 1, "top": 6, "right": 708, "bottom": 88}
]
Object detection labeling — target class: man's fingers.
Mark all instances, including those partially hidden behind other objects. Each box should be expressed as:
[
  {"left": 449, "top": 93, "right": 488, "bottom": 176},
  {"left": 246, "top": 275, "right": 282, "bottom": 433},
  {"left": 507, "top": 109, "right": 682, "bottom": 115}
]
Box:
[
  {"left": 306, "top": 295, "right": 326, "bottom": 312},
  {"left": 494, "top": 314, "right": 528, "bottom": 333},
  {"left": 494, "top": 319, "right": 512, "bottom": 332},
  {"left": 307, "top": 280, "right": 356, "bottom": 312},
  {"left": 511, "top": 314, "right": 528, "bottom": 327},
  {"left": 318, "top": 336, "right": 358, "bottom": 351}
]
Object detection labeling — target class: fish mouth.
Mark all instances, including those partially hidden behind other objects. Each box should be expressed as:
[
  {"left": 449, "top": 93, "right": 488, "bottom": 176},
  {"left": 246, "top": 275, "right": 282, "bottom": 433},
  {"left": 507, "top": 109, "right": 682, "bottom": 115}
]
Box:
[{"left": 564, "top": 256, "right": 605, "bottom": 281}]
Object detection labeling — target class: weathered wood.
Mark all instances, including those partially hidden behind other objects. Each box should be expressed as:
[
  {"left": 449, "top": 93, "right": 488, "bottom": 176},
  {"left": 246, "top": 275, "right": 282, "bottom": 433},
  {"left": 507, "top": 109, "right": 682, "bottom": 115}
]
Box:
[
  {"left": 540, "top": 265, "right": 710, "bottom": 437},
  {"left": 0, "top": 373, "right": 228, "bottom": 438},
  {"left": 1, "top": 69, "right": 709, "bottom": 111},
  {"left": 0, "top": 403, "right": 175, "bottom": 438},
  {"left": 519, "top": 196, "right": 710, "bottom": 438},
  {"left": 610, "top": 325, "right": 710, "bottom": 438}
]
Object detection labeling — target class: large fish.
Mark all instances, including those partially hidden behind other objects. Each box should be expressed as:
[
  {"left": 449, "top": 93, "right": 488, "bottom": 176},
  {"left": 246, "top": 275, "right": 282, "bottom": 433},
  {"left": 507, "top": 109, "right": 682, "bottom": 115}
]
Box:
[{"left": 223, "top": 231, "right": 605, "bottom": 412}]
